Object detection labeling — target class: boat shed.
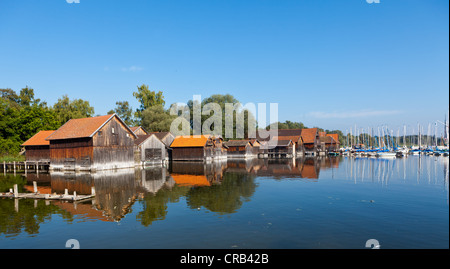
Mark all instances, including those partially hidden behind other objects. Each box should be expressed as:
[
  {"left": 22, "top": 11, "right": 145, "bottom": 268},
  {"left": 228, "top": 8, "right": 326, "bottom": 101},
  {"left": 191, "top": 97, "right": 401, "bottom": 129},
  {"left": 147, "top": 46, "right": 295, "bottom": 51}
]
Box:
[
  {"left": 224, "top": 140, "right": 257, "bottom": 159},
  {"left": 319, "top": 135, "right": 340, "bottom": 153},
  {"left": 21, "top": 130, "right": 55, "bottom": 162},
  {"left": 274, "top": 129, "right": 304, "bottom": 157},
  {"left": 149, "top": 132, "right": 175, "bottom": 150},
  {"left": 134, "top": 134, "right": 170, "bottom": 166},
  {"left": 170, "top": 135, "right": 225, "bottom": 162},
  {"left": 46, "top": 114, "right": 137, "bottom": 172},
  {"left": 130, "top": 126, "right": 148, "bottom": 136},
  {"left": 260, "top": 139, "right": 294, "bottom": 159},
  {"left": 301, "top": 128, "right": 319, "bottom": 155}
]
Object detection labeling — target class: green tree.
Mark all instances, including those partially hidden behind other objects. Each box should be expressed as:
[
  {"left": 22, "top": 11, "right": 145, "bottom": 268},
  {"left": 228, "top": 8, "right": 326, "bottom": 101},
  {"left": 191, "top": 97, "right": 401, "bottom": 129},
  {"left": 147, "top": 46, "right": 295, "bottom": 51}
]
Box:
[
  {"left": 186, "top": 94, "right": 257, "bottom": 139},
  {"left": 108, "top": 101, "right": 135, "bottom": 126},
  {"left": 266, "top": 121, "right": 306, "bottom": 130},
  {"left": 141, "top": 104, "right": 177, "bottom": 132},
  {"left": 133, "top": 84, "right": 165, "bottom": 121},
  {"left": 52, "top": 94, "right": 95, "bottom": 125},
  {"left": 0, "top": 87, "right": 60, "bottom": 156}
]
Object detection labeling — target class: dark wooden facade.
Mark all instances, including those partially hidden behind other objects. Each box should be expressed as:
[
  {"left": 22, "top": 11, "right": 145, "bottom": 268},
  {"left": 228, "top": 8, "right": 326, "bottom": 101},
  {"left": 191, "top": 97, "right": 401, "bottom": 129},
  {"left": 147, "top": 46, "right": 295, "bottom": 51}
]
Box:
[
  {"left": 24, "top": 145, "right": 51, "bottom": 162},
  {"left": 21, "top": 130, "right": 55, "bottom": 162},
  {"left": 301, "top": 128, "right": 320, "bottom": 155},
  {"left": 47, "top": 114, "right": 136, "bottom": 171},
  {"left": 134, "top": 134, "right": 169, "bottom": 166},
  {"left": 224, "top": 140, "right": 258, "bottom": 158},
  {"left": 170, "top": 135, "right": 226, "bottom": 162}
]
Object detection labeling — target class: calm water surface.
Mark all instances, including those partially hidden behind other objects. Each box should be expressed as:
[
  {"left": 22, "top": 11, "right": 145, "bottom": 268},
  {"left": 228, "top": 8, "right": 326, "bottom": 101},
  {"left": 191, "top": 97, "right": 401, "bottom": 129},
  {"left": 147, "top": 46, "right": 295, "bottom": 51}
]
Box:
[{"left": 0, "top": 156, "right": 448, "bottom": 249}]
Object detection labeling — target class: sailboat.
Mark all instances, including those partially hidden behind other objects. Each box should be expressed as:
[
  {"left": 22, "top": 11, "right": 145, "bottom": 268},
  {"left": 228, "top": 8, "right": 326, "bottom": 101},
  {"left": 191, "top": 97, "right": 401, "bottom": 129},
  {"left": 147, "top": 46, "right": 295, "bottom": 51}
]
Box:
[{"left": 377, "top": 126, "right": 396, "bottom": 158}]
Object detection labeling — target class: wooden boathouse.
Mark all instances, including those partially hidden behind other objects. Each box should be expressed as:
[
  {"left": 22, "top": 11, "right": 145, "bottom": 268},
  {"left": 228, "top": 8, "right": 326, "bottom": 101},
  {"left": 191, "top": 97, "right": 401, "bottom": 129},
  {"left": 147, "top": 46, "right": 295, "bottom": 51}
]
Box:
[
  {"left": 21, "top": 130, "right": 55, "bottom": 162},
  {"left": 45, "top": 114, "right": 137, "bottom": 172},
  {"left": 274, "top": 129, "right": 305, "bottom": 157},
  {"left": 130, "top": 126, "right": 148, "bottom": 136},
  {"left": 224, "top": 140, "right": 258, "bottom": 159},
  {"left": 149, "top": 132, "right": 175, "bottom": 152},
  {"left": 134, "top": 133, "right": 170, "bottom": 166},
  {"left": 170, "top": 135, "right": 226, "bottom": 162},
  {"left": 301, "top": 128, "right": 319, "bottom": 156},
  {"left": 319, "top": 133, "right": 340, "bottom": 154},
  {"left": 259, "top": 139, "right": 294, "bottom": 159}
]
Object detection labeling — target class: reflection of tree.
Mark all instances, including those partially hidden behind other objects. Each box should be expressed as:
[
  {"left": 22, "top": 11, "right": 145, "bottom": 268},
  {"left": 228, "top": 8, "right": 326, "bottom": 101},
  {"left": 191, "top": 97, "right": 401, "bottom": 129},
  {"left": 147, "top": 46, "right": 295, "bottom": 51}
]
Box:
[
  {"left": 185, "top": 172, "right": 257, "bottom": 215},
  {"left": 137, "top": 185, "right": 190, "bottom": 227},
  {"left": 0, "top": 174, "right": 26, "bottom": 192},
  {"left": 0, "top": 198, "right": 72, "bottom": 237},
  {"left": 93, "top": 171, "right": 137, "bottom": 222}
]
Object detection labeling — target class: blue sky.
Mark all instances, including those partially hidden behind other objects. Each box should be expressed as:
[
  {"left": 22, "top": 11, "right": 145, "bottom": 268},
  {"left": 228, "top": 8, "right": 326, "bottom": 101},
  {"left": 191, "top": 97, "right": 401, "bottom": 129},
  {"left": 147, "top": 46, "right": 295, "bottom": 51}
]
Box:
[{"left": 0, "top": 0, "right": 448, "bottom": 135}]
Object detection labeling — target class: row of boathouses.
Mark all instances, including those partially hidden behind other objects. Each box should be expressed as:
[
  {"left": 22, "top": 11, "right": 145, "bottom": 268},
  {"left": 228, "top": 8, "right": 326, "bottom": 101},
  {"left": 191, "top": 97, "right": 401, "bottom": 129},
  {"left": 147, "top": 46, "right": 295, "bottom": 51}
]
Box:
[{"left": 20, "top": 114, "right": 340, "bottom": 172}]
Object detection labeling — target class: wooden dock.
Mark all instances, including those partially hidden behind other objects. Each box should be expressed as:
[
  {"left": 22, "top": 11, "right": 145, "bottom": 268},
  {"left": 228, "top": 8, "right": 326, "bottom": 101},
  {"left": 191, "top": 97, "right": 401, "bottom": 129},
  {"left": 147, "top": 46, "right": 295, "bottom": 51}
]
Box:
[
  {"left": 1, "top": 161, "right": 50, "bottom": 175},
  {"left": 0, "top": 182, "right": 95, "bottom": 202}
]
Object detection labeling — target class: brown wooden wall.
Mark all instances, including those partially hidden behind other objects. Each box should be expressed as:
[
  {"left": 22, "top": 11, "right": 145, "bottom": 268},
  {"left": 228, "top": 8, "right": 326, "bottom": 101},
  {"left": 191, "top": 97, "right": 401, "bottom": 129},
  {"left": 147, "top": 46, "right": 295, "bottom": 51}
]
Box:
[
  {"left": 49, "top": 138, "right": 94, "bottom": 169},
  {"left": 91, "top": 117, "right": 135, "bottom": 168},
  {"left": 171, "top": 147, "right": 206, "bottom": 161},
  {"left": 49, "top": 117, "right": 135, "bottom": 170},
  {"left": 25, "top": 145, "right": 51, "bottom": 162}
]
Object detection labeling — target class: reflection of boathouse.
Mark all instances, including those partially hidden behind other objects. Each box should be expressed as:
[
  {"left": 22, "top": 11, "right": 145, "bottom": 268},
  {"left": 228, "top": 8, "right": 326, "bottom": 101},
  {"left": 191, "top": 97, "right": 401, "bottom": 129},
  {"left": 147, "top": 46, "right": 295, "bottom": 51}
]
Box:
[
  {"left": 170, "top": 161, "right": 227, "bottom": 186},
  {"left": 48, "top": 169, "right": 138, "bottom": 222}
]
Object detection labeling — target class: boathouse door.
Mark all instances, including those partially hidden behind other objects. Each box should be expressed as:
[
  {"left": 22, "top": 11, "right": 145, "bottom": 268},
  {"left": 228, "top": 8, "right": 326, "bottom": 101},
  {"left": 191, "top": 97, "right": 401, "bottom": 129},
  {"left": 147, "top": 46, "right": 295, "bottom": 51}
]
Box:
[{"left": 145, "top": 148, "right": 162, "bottom": 162}]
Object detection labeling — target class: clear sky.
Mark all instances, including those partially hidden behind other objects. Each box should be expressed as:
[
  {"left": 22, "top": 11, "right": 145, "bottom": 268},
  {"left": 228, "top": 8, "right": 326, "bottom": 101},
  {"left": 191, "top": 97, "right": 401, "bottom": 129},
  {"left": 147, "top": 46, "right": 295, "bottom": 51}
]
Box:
[{"left": 0, "top": 0, "right": 448, "bottom": 135}]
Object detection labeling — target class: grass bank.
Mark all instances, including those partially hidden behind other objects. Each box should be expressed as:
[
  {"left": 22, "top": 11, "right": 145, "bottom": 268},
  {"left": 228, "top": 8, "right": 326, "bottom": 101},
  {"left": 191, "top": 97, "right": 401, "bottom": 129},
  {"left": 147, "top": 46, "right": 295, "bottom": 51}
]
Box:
[{"left": 0, "top": 155, "right": 25, "bottom": 162}]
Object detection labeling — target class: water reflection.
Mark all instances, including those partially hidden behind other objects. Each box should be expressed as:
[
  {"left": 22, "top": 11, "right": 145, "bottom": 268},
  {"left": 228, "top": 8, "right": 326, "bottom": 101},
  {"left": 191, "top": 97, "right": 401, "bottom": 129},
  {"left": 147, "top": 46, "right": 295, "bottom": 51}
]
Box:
[
  {"left": 1, "top": 155, "right": 448, "bottom": 239},
  {"left": 227, "top": 157, "right": 338, "bottom": 181}
]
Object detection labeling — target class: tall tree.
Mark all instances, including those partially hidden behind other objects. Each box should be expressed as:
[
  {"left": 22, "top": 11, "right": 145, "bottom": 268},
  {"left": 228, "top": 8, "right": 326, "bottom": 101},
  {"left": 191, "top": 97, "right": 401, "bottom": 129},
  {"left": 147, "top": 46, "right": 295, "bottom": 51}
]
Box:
[
  {"left": 185, "top": 94, "right": 257, "bottom": 139},
  {"left": 133, "top": 84, "right": 165, "bottom": 121},
  {"left": 141, "top": 104, "right": 177, "bottom": 132},
  {"left": 108, "top": 101, "right": 135, "bottom": 126},
  {"left": 0, "top": 87, "right": 60, "bottom": 156},
  {"left": 52, "top": 94, "right": 95, "bottom": 125}
]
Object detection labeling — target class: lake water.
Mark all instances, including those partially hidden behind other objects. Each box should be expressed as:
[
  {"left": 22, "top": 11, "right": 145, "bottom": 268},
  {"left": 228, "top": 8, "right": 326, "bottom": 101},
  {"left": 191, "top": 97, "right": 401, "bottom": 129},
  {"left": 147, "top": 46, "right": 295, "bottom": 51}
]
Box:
[{"left": 0, "top": 156, "right": 448, "bottom": 249}]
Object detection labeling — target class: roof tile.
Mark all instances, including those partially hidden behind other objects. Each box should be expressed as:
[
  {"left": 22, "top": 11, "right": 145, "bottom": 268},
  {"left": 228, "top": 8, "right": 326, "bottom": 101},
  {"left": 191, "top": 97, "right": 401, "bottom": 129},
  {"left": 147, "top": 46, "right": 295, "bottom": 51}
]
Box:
[
  {"left": 21, "top": 130, "right": 55, "bottom": 146},
  {"left": 46, "top": 115, "right": 114, "bottom": 140}
]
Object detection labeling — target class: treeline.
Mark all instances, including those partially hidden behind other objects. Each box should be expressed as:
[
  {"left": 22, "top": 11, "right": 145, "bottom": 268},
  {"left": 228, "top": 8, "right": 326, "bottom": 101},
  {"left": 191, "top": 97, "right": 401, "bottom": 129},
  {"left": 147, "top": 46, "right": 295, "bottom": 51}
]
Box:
[
  {"left": 0, "top": 87, "right": 95, "bottom": 156},
  {"left": 1, "top": 84, "right": 345, "bottom": 157}
]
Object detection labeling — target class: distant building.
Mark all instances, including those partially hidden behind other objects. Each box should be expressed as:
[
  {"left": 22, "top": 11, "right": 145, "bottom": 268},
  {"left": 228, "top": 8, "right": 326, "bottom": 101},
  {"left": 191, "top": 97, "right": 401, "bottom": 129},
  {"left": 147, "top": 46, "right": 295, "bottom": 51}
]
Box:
[
  {"left": 21, "top": 130, "right": 55, "bottom": 162},
  {"left": 170, "top": 135, "right": 226, "bottom": 162},
  {"left": 129, "top": 126, "right": 148, "bottom": 136},
  {"left": 224, "top": 140, "right": 258, "bottom": 159},
  {"left": 301, "top": 128, "right": 319, "bottom": 155},
  {"left": 46, "top": 114, "right": 137, "bottom": 172},
  {"left": 134, "top": 133, "right": 171, "bottom": 166},
  {"left": 148, "top": 132, "right": 175, "bottom": 151}
]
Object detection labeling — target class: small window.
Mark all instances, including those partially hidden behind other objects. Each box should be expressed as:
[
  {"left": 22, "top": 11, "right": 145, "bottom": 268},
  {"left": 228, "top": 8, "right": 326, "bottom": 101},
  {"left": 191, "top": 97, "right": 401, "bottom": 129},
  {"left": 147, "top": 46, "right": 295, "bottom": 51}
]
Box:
[
  {"left": 112, "top": 127, "right": 115, "bottom": 134},
  {"left": 98, "top": 131, "right": 103, "bottom": 136}
]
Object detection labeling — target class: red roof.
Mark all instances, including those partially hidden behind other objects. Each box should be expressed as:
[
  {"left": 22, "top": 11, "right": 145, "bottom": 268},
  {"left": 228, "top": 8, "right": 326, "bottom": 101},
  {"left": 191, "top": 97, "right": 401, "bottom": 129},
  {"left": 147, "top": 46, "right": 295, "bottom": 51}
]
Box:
[
  {"left": 326, "top": 133, "right": 339, "bottom": 144},
  {"left": 301, "top": 128, "right": 318, "bottom": 144},
  {"left": 46, "top": 114, "right": 135, "bottom": 140},
  {"left": 170, "top": 135, "right": 212, "bottom": 148},
  {"left": 21, "top": 130, "right": 55, "bottom": 146}
]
